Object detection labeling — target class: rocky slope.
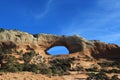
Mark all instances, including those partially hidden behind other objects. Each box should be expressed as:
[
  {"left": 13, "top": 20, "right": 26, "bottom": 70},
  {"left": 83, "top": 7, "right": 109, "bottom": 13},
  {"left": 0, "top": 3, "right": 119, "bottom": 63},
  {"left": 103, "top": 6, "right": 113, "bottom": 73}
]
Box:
[
  {"left": 0, "top": 29, "right": 120, "bottom": 80},
  {"left": 0, "top": 29, "right": 119, "bottom": 59},
  {"left": 0, "top": 72, "right": 89, "bottom": 80}
]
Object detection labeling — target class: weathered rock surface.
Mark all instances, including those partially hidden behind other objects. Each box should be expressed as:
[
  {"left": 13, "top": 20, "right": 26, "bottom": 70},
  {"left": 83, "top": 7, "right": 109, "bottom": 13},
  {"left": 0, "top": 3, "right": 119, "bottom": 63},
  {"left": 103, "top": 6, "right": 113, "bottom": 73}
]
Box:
[
  {"left": 0, "top": 29, "right": 120, "bottom": 59},
  {"left": 0, "top": 30, "right": 92, "bottom": 54},
  {"left": 90, "top": 41, "right": 120, "bottom": 59}
]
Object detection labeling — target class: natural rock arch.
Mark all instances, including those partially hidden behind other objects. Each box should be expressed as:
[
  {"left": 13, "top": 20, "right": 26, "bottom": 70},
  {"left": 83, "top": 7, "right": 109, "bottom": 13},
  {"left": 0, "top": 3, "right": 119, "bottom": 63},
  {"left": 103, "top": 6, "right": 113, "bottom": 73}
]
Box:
[
  {"left": 37, "top": 35, "right": 87, "bottom": 54},
  {"left": 0, "top": 30, "right": 120, "bottom": 59},
  {"left": 0, "top": 30, "right": 91, "bottom": 55}
]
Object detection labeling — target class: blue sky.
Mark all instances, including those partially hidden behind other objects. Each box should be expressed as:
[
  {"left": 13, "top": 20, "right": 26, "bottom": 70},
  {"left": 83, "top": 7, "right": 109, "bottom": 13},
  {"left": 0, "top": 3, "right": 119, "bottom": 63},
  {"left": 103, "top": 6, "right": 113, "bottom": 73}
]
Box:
[
  {"left": 47, "top": 46, "right": 69, "bottom": 55},
  {"left": 0, "top": 0, "right": 120, "bottom": 46}
]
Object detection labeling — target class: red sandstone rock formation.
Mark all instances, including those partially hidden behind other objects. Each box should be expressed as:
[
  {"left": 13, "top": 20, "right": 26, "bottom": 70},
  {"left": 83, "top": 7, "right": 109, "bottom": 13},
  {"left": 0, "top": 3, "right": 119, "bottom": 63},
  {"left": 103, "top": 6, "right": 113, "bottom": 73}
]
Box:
[{"left": 0, "top": 29, "right": 119, "bottom": 60}]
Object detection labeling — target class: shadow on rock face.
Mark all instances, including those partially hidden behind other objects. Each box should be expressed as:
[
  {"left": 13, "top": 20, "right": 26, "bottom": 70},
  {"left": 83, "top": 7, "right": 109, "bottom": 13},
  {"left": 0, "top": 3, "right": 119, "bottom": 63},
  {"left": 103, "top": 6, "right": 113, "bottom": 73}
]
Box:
[{"left": 0, "top": 41, "right": 17, "bottom": 53}]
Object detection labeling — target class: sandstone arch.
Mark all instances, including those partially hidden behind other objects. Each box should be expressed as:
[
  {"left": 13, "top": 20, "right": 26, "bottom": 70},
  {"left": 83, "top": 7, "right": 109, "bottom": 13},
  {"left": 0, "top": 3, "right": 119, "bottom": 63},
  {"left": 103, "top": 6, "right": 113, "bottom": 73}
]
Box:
[
  {"left": 37, "top": 34, "right": 87, "bottom": 54},
  {"left": 0, "top": 30, "right": 120, "bottom": 59},
  {"left": 0, "top": 30, "right": 91, "bottom": 55}
]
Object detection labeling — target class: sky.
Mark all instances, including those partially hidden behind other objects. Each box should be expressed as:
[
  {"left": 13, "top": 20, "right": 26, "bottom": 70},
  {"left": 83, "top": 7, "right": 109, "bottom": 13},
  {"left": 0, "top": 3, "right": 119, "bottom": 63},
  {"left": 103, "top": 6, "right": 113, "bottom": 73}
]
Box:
[
  {"left": 0, "top": 0, "right": 120, "bottom": 54},
  {"left": 47, "top": 46, "right": 69, "bottom": 55}
]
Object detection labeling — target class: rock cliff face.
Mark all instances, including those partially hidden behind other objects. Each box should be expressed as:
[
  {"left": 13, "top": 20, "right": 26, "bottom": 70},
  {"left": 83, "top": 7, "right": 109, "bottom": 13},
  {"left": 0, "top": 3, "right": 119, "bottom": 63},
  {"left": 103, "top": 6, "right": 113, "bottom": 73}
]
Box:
[
  {"left": 0, "top": 29, "right": 120, "bottom": 60},
  {"left": 90, "top": 41, "right": 120, "bottom": 59}
]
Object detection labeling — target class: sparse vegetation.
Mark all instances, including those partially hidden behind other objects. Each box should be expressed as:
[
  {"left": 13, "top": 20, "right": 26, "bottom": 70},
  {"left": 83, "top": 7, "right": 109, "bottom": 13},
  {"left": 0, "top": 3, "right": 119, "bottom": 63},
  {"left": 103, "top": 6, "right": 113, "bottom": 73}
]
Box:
[
  {"left": 98, "top": 61, "right": 120, "bottom": 68},
  {"left": 84, "top": 55, "right": 92, "bottom": 61},
  {"left": 85, "top": 67, "right": 98, "bottom": 72},
  {"left": 0, "top": 49, "right": 74, "bottom": 76},
  {"left": 76, "top": 65, "right": 84, "bottom": 73},
  {"left": 86, "top": 72, "right": 109, "bottom": 80},
  {"left": 22, "top": 57, "right": 74, "bottom": 76},
  {"left": 111, "top": 75, "right": 119, "bottom": 80},
  {"left": 22, "top": 51, "right": 35, "bottom": 63},
  {"left": 49, "top": 58, "right": 74, "bottom": 76},
  {"left": 0, "top": 28, "right": 120, "bottom": 80},
  {"left": 0, "top": 55, "right": 23, "bottom": 72},
  {"left": 101, "top": 69, "right": 120, "bottom": 73},
  {"left": 87, "top": 72, "right": 120, "bottom": 80}
]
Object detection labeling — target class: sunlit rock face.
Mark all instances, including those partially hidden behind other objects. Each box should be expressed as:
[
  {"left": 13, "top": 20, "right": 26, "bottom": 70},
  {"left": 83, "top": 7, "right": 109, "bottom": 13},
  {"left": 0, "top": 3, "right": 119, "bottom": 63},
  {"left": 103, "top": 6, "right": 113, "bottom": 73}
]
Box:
[
  {"left": 0, "top": 29, "right": 120, "bottom": 59},
  {"left": 0, "top": 30, "right": 92, "bottom": 54}
]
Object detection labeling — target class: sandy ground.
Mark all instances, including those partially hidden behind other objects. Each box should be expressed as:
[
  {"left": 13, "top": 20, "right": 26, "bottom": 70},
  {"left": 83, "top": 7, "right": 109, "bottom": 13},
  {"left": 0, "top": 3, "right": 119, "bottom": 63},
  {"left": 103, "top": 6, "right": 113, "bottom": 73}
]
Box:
[
  {"left": 0, "top": 72, "right": 120, "bottom": 80},
  {"left": 0, "top": 72, "right": 87, "bottom": 80},
  {"left": 0, "top": 72, "right": 51, "bottom": 80}
]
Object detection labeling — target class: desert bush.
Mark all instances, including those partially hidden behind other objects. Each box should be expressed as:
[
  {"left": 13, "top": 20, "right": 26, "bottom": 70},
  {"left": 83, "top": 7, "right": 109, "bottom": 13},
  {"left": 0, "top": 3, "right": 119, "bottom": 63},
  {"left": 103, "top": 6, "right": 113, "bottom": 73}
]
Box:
[
  {"left": 3, "top": 62, "right": 23, "bottom": 72},
  {"left": 98, "top": 61, "right": 120, "bottom": 69},
  {"left": 23, "top": 63, "right": 38, "bottom": 73},
  {"left": 1, "top": 55, "right": 23, "bottom": 72},
  {"left": 23, "top": 51, "right": 35, "bottom": 63},
  {"left": 39, "top": 67, "right": 52, "bottom": 75},
  {"left": 76, "top": 66, "right": 84, "bottom": 73},
  {"left": 101, "top": 69, "right": 120, "bottom": 73},
  {"left": 111, "top": 75, "right": 119, "bottom": 80},
  {"left": 85, "top": 67, "right": 98, "bottom": 72},
  {"left": 49, "top": 58, "right": 73, "bottom": 76},
  {"left": 23, "top": 63, "right": 52, "bottom": 76},
  {"left": 50, "top": 65, "right": 64, "bottom": 76},
  {"left": 86, "top": 72, "right": 109, "bottom": 80},
  {"left": 0, "top": 51, "right": 74, "bottom": 76}
]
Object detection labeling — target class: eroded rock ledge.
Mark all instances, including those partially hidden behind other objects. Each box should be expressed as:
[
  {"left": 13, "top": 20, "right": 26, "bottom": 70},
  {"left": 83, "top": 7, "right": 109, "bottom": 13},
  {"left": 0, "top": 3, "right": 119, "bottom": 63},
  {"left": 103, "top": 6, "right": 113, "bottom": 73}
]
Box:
[
  {"left": 0, "top": 30, "right": 92, "bottom": 53},
  {"left": 0, "top": 29, "right": 120, "bottom": 59}
]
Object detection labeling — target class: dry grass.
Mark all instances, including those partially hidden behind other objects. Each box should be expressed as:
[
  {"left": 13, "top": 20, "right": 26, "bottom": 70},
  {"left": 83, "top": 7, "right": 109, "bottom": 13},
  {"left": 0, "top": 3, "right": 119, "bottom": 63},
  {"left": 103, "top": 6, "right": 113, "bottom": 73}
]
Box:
[
  {"left": 0, "top": 72, "right": 51, "bottom": 80},
  {"left": 0, "top": 72, "right": 88, "bottom": 80}
]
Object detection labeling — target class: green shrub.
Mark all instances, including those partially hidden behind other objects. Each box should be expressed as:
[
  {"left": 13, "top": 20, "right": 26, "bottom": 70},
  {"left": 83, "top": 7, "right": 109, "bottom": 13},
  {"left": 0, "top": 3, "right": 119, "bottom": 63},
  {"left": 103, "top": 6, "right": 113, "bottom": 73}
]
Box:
[
  {"left": 1, "top": 55, "right": 23, "bottom": 72},
  {"left": 2, "top": 62, "right": 23, "bottom": 72},
  {"left": 111, "top": 75, "right": 119, "bottom": 80},
  {"left": 23, "top": 63, "right": 52, "bottom": 75},
  {"left": 87, "top": 72, "right": 109, "bottom": 80},
  {"left": 49, "top": 58, "right": 73, "bottom": 76},
  {"left": 37, "top": 63, "right": 52, "bottom": 75},
  {"left": 23, "top": 51, "right": 35, "bottom": 63},
  {"left": 23, "top": 63, "right": 38, "bottom": 73},
  {"left": 98, "top": 61, "right": 120, "bottom": 69},
  {"left": 0, "top": 51, "right": 74, "bottom": 76},
  {"left": 76, "top": 66, "right": 84, "bottom": 73},
  {"left": 50, "top": 65, "right": 64, "bottom": 76},
  {"left": 85, "top": 67, "right": 98, "bottom": 72},
  {"left": 101, "top": 69, "right": 120, "bottom": 73}
]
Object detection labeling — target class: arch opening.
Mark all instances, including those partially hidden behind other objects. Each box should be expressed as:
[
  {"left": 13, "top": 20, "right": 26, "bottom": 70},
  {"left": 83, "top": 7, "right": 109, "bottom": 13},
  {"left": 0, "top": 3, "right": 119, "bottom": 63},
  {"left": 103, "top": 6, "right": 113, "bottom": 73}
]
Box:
[{"left": 47, "top": 46, "right": 69, "bottom": 55}]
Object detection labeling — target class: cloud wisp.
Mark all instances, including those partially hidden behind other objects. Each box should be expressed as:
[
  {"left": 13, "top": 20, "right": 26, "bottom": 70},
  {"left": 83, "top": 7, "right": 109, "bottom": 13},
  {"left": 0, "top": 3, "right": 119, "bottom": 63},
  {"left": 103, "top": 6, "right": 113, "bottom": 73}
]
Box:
[
  {"left": 59, "top": 0, "right": 120, "bottom": 44},
  {"left": 97, "top": 0, "right": 120, "bottom": 11},
  {"left": 35, "top": 0, "right": 53, "bottom": 19}
]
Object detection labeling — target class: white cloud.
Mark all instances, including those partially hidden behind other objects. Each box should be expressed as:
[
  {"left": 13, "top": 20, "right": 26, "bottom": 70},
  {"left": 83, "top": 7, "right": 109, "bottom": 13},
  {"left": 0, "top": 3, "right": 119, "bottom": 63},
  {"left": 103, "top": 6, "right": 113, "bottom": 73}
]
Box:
[
  {"left": 60, "top": 12, "right": 120, "bottom": 35},
  {"left": 35, "top": 0, "right": 53, "bottom": 19}
]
